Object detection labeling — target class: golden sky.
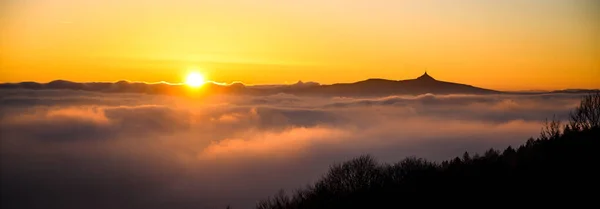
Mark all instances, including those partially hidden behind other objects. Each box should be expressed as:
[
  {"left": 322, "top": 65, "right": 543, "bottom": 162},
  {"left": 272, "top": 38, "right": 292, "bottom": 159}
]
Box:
[{"left": 1, "top": 0, "right": 598, "bottom": 90}]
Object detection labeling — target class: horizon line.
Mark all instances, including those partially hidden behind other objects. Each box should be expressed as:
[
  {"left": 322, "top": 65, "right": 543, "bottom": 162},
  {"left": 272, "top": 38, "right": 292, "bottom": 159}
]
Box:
[{"left": 1, "top": 77, "right": 598, "bottom": 92}]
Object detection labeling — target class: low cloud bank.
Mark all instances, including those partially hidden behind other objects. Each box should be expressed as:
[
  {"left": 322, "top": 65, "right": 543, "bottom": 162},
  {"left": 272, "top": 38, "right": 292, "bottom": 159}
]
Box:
[{"left": 0, "top": 90, "right": 584, "bottom": 209}]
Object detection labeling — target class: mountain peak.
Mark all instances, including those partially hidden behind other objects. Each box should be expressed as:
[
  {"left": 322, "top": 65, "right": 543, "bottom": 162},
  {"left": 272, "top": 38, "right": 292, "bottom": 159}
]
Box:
[{"left": 416, "top": 71, "right": 436, "bottom": 81}]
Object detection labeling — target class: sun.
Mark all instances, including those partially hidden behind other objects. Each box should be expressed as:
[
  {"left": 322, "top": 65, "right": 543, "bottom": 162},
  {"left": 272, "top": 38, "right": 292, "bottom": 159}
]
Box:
[{"left": 185, "top": 72, "right": 206, "bottom": 87}]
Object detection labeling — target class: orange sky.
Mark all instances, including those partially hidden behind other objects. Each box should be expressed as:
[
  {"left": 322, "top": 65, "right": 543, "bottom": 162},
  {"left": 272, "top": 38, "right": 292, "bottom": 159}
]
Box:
[{"left": 1, "top": 0, "right": 598, "bottom": 91}]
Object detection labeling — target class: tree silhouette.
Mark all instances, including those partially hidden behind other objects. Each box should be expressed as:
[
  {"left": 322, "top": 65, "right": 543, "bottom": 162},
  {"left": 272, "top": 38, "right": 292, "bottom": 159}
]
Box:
[
  {"left": 462, "top": 152, "right": 471, "bottom": 162},
  {"left": 569, "top": 92, "right": 600, "bottom": 130},
  {"left": 540, "top": 115, "right": 561, "bottom": 140},
  {"left": 255, "top": 93, "right": 600, "bottom": 208}
]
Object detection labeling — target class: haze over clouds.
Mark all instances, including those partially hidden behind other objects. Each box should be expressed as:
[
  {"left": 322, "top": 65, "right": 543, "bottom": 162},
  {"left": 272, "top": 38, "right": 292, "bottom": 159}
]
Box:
[{"left": 0, "top": 90, "right": 585, "bottom": 209}]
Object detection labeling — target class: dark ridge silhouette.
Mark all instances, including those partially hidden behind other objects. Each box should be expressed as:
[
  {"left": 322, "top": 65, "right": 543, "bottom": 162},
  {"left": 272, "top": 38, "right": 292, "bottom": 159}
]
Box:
[
  {"left": 4, "top": 72, "right": 596, "bottom": 97},
  {"left": 550, "top": 89, "right": 600, "bottom": 94},
  {"left": 252, "top": 93, "right": 600, "bottom": 208},
  {"left": 272, "top": 72, "right": 499, "bottom": 97}
]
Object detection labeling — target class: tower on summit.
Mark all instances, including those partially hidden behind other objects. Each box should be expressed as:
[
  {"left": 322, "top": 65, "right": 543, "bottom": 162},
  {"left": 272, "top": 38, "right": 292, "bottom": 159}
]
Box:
[{"left": 416, "top": 71, "right": 435, "bottom": 81}]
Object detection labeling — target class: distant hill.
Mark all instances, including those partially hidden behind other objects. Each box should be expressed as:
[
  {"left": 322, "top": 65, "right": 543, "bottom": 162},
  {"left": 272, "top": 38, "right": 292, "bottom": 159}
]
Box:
[
  {"left": 550, "top": 89, "right": 600, "bottom": 94},
  {"left": 1, "top": 73, "right": 596, "bottom": 97},
  {"left": 282, "top": 72, "right": 499, "bottom": 96}
]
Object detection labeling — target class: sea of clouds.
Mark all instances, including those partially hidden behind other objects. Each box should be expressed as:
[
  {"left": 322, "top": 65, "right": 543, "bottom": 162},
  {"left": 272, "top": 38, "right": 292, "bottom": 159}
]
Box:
[{"left": 0, "top": 89, "right": 585, "bottom": 209}]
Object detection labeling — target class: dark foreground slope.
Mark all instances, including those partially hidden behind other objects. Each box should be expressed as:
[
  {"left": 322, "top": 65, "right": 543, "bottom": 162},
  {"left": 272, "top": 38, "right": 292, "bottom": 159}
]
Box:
[{"left": 255, "top": 93, "right": 600, "bottom": 208}]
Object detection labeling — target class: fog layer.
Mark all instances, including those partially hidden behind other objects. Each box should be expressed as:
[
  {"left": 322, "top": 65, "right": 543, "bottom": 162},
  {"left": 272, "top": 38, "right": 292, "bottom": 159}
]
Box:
[{"left": 0, "top": 90, "right": 583, "bottom": 209}]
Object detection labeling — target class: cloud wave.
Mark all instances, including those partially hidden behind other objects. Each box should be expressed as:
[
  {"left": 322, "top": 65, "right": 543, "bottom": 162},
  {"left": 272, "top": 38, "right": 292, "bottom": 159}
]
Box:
[{"left": 0, "top": 90, "right": 585, "bottom": 209}]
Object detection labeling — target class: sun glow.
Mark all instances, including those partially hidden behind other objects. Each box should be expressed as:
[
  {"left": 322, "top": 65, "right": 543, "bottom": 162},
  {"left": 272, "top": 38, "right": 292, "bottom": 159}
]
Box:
[{"left": 185, "top": 72, "right": 206, "bottom": 87}]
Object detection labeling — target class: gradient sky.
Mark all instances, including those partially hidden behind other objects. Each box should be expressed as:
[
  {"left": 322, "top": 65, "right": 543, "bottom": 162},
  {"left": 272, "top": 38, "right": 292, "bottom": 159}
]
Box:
[{"left": 1, "top": 0, "right": 598, "bottom": 90}]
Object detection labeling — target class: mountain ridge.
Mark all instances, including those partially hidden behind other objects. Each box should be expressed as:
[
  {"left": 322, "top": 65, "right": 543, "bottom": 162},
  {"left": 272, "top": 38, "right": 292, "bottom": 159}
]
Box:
[{"left": 1, "top": 72, "right": 597, "bottom": 97}]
